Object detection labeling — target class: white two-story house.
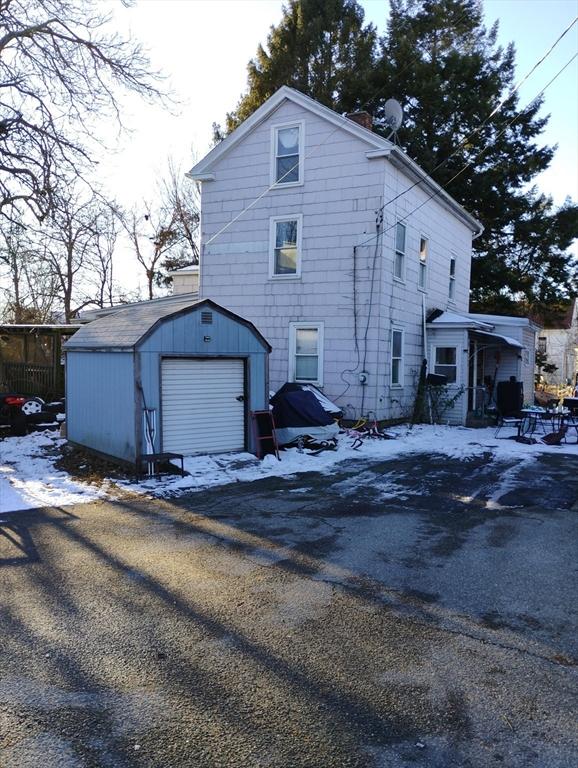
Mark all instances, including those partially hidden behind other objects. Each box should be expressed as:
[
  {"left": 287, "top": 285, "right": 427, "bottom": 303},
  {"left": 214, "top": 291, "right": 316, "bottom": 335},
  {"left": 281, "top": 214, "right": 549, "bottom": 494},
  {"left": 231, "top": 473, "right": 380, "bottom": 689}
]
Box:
[{"left": 189, "top": 86, "right": 536, "bottom": 423}]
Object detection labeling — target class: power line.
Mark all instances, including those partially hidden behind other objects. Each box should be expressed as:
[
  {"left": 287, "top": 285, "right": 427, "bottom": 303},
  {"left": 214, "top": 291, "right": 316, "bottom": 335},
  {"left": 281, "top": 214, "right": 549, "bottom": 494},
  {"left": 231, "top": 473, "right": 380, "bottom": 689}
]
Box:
[
  {"left": 356, "top": 50, "right": 578, "bottom": 252},
  {"left": 373, "top": 13, "right": 578, "bottom": 218},
  {"left": 204, "top": 8, "right": 472, "bottom": 249}
]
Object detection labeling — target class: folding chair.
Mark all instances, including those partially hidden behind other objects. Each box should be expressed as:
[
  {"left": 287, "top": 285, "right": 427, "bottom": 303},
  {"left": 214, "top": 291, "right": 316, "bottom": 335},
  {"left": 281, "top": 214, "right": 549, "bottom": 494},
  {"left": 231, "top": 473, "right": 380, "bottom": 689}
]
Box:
[{"left": 494, "top": 414, "right": 522, "bottom": 438}]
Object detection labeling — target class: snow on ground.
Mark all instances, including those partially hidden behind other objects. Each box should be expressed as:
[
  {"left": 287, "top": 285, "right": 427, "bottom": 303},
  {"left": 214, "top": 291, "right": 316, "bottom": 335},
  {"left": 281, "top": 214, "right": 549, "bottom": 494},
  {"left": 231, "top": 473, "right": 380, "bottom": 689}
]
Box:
[
  {"left": 0, "top": 430, "right": 108, "bottom": 515},
  {"left": 2, "top": 424, "right": 578, "bottom": 514},
  {"left": 129, "top": 423, "right": 578, "bottom": 498}
]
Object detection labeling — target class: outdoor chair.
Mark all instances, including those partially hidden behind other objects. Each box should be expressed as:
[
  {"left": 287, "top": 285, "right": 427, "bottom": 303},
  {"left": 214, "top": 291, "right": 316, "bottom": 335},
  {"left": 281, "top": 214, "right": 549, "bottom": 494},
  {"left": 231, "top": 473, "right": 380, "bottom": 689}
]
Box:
[{"left": 494, "top": 413, "right": 522, "bottom": 438}]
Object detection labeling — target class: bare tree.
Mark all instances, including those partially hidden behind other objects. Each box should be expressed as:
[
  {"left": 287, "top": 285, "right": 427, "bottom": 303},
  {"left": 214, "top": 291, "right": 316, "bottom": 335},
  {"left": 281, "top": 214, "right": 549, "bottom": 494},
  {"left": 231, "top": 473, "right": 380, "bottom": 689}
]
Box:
[
  {"left": 0, "top": 217, "right": 57, "bottom": 322},
  {"left": 120, "top": 203, "right": 179, "bottom": 301},
  {"left": 0, "top": 0, "right": 165, "bottom": 223},
  {"left": 159, "top": 159, "right": 200, "bottom": 270},
  {"left": 89, "top": 202, "right": 120, "bottom": 309}
]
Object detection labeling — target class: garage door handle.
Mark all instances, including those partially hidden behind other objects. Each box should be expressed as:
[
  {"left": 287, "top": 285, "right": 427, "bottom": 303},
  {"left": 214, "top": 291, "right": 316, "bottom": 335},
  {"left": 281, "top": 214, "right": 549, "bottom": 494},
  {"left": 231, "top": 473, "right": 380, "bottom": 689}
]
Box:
[{"left": 236, "top": 395, "right": 245, "bottom": 402}]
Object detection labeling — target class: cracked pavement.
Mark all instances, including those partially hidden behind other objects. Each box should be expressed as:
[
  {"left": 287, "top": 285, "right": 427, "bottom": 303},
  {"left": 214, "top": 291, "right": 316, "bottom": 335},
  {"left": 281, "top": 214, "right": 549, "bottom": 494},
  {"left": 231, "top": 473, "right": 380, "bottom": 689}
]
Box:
[{"left": 0, "top": 451, "right": 577, "bottom": 767}]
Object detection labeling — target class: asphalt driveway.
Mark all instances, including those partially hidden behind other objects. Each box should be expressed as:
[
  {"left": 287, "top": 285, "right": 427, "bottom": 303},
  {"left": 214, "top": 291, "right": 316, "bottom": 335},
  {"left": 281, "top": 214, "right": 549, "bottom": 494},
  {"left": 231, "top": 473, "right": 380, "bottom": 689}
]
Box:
[{"left": 0, "top": 451, "right": 577, "bottom": 767}]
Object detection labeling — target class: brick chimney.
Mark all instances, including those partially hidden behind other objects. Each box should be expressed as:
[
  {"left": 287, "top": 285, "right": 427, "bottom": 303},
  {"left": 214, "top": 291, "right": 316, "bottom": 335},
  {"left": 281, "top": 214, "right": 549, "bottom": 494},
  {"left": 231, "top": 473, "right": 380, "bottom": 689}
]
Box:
[{"left": 346, "top": 110, "right": 373, "bottom": 131}]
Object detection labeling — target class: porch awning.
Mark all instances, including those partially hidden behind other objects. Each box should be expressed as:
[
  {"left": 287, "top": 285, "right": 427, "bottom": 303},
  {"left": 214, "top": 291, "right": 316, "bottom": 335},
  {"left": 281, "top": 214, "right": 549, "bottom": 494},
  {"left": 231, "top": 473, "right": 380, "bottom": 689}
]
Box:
[{"left": 470, "top": 330, "right": 523, "bottom": 350}]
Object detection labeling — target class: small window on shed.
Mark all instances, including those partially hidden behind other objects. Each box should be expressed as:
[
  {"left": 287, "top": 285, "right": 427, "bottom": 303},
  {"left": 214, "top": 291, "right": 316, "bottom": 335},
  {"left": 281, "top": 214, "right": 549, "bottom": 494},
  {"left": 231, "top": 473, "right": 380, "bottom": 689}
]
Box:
[{"left": 201, "top": 311, "right": 213, "bottom": 325}]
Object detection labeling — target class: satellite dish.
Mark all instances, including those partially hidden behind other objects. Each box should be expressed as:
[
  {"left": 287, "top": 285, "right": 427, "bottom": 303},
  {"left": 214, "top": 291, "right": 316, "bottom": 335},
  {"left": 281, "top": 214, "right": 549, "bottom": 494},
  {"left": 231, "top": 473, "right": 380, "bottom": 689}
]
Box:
[{"left": 383, "top": 98, "right": 403, "bottom": 137}]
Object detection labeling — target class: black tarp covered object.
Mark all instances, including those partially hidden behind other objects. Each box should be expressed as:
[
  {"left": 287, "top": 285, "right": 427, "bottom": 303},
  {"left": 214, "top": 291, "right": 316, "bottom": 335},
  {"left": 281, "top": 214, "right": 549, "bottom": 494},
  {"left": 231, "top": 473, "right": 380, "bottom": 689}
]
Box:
[{"left": 270, "top": 383, "right": 340, "bottom": 446}]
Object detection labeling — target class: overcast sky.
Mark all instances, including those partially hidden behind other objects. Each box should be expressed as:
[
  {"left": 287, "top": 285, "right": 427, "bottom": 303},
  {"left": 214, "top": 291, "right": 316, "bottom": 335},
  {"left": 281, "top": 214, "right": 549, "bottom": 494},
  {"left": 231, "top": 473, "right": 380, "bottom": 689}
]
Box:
[{"left": 99, "top": 0, "right": 578, "bottom": 292}]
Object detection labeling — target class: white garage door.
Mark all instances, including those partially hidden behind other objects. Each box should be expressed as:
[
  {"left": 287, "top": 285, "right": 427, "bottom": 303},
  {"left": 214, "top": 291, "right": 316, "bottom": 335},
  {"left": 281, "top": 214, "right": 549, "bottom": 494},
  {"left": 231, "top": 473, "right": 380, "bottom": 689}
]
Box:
[{"left": 161, "top": 358, "right": 245, "bottom": 455}]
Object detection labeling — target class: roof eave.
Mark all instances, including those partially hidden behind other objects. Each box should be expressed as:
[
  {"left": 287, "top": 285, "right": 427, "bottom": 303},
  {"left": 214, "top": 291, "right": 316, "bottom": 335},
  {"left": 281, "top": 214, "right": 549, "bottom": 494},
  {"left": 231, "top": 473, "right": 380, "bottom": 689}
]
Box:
[
  {"left": 384, "top": 147, "right": 483, "bottom": 237},
  {"left": 189, "top": 86, "right": 391, "bottom": 179}
]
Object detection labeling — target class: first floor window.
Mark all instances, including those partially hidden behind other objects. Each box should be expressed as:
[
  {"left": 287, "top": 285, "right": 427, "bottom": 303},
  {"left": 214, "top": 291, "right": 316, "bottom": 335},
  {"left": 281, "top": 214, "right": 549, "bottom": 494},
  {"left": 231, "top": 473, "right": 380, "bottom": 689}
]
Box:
[
  {"left": 418, "top": 237, "right": 428, "bottom": 290},
  {"left": 434, "top": 346, "right": 457, "bottom": 383},
  {"left": 289, "top": 323, "right": 323, "bottom": 384},
  {"left": 394, "top": 222, "right": 406, "bottom": 280},
  {"left": 270, "top": 215, "right": 301, "bottom": 277},
  {"left": 449, "top": 256, "right": 456, "bottom": 299},
  {"left": 391, "top": 328, "right": 404, "bottom": 385}
]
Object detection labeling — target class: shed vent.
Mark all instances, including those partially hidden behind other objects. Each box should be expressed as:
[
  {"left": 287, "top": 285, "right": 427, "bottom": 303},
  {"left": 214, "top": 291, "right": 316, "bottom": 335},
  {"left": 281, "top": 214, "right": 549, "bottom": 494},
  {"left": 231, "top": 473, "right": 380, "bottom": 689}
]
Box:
[{"left": 201, "top": 311, "right": 213, "bottom": 325}]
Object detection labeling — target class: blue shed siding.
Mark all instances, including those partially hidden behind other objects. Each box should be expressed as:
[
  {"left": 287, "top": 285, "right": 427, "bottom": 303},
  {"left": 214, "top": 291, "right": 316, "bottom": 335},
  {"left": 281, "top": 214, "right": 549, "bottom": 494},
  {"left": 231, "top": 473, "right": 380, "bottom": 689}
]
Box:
[{"left": 66, "top": 351, "right": 136, "bottom": 462}]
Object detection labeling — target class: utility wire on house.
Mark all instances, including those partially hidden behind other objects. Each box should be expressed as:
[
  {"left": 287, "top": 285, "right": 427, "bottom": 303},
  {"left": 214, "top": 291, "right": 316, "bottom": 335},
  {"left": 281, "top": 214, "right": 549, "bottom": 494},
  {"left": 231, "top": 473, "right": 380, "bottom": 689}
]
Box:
[
  {"left": 372, "top": 13, "right": 578, "bottom": 219},
  {"left": 203, "top": 9, "right": 473, "bottom": 250},
  {"left": 355, "top": 50, "right": 578, "bottom": 252},
  {"left": 203, "top": 13, "right": 576, "bottom": 251}
]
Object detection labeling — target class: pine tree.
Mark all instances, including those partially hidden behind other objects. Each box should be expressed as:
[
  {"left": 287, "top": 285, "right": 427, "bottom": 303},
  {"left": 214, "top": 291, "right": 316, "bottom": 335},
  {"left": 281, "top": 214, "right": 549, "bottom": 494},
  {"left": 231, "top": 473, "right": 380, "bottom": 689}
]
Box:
[
  {"left": 225, "top": 0, "right": 377, "bottom": 133},
  {"left": 222, "top": 0, "right": 578, "bottom": 310},
  {"left": 375, "top": 0, "right": 578, "bottom": 311}
]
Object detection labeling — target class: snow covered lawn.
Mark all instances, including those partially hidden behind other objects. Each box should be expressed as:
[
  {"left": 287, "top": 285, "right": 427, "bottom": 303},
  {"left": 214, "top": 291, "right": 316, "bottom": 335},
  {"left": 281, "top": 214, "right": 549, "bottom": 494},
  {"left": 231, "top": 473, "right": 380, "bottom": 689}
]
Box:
[
  {"left": 2, "top": 424, "right": 578, "bottom": 514},
  {"left": 0, "top": 430, "right": 109, "bottom": 514}
]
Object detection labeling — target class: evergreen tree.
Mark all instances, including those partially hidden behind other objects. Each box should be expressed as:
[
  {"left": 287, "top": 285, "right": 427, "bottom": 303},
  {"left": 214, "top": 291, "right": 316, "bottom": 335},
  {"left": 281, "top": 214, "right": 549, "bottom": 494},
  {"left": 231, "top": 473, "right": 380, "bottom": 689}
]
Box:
[
  {"left": 222, "top": 0, "right": 577, "bottom": 310},
  {"left": 225, "top": 0, "right": 377, "bottom": 133},
  {"left": 377, "top": 0, "right": 578, "bottom": 311}
]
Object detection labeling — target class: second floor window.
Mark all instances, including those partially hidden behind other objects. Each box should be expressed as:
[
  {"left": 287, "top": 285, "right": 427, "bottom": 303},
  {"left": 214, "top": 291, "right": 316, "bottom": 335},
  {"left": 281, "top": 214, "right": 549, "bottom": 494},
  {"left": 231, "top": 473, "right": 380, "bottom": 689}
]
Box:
[
  {"left": 270, "top": 215, "right": 301, "bottom": 277},
  {"left": 538, "top": 336, "right": 547, "bottom": 354},
  {"left": 418, "top": 237, "right": 428, "bottom": 290},
  {"left": 274, "top": 124, "right": 301, "bottom": 184},
  {"left": 449, "top": 256, "right": 456, "bottom": 300},
  {"left": 394, "top": 222, "right": 406, "bottom": 280}
]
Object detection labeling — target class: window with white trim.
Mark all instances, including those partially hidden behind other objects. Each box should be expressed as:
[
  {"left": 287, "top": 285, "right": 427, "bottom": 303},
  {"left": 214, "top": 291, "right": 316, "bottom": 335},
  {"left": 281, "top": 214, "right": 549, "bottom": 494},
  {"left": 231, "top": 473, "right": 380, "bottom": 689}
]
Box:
[
  {"left": 538, "top": 336, "right": 547, "bottom": 354},
  {"left": 269, "top": 215, "right": 302, "bottom": 278},
  {"left": 449, "top": 255, "right": 456, "bottom": 300},
  {"left": 273, "top": 124, "right": 302, "bottom": 185},
  {"left": 434, "top": 346, "right": 457, "bottom": 383},
  {"left": 418, "top": 237, "right": 428, "bottom": 290},
  {"left": 289, "top": 322, "right": 323, "bottom": 385},
  {"left": 394, "top": 222, "right": 406, "bottom": 280},
  {"left": 391, "top": 328, "right": 404, "bottom": 386}
]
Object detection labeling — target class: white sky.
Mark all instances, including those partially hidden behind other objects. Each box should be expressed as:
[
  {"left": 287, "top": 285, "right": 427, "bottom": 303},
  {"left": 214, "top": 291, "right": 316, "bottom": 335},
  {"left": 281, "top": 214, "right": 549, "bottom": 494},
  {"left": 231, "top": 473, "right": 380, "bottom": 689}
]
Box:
[{"left": 98, "top": 0, "right": 578, "bottom": 293}]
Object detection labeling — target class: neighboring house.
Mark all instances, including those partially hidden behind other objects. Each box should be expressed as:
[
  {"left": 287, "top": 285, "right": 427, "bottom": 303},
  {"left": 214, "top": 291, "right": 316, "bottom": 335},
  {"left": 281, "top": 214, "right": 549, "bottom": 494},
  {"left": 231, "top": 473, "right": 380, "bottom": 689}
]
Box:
[
  {"left": 186, "top": 86, "right": 534, "bottom": 423},
  {"left": 534, "top": 300, "right": 578, "bottom": 386}
]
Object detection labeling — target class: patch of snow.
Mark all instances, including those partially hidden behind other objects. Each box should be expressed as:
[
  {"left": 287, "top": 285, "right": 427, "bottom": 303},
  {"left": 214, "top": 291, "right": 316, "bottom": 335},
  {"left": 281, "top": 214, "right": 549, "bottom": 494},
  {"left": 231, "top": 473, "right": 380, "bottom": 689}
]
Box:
[
  {"left": 0, "top": 431, "right": 107, "bottom": 514},
  {"left": 122, "top": 424, "right": 578, "bottom": 499}
]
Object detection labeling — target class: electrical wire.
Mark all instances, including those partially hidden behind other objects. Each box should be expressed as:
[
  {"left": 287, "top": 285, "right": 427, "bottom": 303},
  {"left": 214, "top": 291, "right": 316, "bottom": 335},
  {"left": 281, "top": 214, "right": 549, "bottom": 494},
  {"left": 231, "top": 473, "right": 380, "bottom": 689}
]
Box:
[
  {"left": 372, "top": 14, "right": 578, "bottom": 219},
  {"left": 204, "top": 8, "right": 473, "bottom": 250},
  {"left": 356, "top": 50, "right": 578, "bottom": 252}
]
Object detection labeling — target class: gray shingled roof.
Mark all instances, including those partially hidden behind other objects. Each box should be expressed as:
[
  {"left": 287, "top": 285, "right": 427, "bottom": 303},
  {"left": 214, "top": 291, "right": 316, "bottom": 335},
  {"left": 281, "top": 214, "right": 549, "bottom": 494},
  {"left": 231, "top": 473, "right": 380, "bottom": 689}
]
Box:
[
  {"left": 65, "top": 296, "right": 202, "bottom": 350},
  {"left": 79, "top": 290, "right": 199, "bottom": 323}
]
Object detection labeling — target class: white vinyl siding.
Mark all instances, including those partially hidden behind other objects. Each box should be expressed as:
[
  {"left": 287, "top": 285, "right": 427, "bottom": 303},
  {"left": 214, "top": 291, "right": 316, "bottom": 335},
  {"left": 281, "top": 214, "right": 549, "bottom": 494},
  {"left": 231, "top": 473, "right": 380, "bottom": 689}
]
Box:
[
  {"left": 161, "top": 358, "right": 245, "bottom": 455},
  {"left": 391, "top": 328, "right": 404, "bottom": 386},
  {"left": 289, "top": 322, "right": 323, "bottom": 385},
  {"left": 394, "top": 222, "right": 406, "bottom": 281},
  {"left": 418, "top": 237, "right": 428, "bottom": 290},
  {"left": 269, "top": 214, "right": 302, "bottom": 278},
  {"left": 271, "top": 122, "right": 303, "bottom": 186}
]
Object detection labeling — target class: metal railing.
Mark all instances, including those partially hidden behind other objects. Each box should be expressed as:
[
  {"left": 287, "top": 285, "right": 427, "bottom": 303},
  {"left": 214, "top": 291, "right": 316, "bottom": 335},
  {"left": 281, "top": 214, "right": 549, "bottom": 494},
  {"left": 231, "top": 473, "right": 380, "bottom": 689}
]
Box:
[{"left": 0, "top": 362, "right": 58, "bottom": 397}]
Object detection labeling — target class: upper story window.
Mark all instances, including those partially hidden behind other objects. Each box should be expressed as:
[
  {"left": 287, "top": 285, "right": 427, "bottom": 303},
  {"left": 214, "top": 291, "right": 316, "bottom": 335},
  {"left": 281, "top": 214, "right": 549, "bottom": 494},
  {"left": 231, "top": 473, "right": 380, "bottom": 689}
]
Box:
[
  {"left": 449, "top": 255, "right": 456, "bottom": 300},
  {"left": 394, "top": 222, "right": 406, "bottom": 281},
  {"left": 289, "top": 322, "right": 324, "bottom": 385},
  {"left": 538, "top": 336, "right": 547, "bottom": 354},
  {"left": 418, "top": 237, "right": 428, "bottom": 290},
  {"left": 272, "top": 123, "right": 303, "bottom": 186},
  {"left": 269, "top": 214, "right": 302, "bottom": 278}
]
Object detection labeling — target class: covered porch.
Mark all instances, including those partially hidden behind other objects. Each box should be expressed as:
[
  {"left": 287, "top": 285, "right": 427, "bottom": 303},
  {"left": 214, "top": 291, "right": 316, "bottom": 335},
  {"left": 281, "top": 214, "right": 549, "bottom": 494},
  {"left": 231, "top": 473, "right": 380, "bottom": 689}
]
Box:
[{"left": 426, "top": 311, "right": 537, "bottom": 425}]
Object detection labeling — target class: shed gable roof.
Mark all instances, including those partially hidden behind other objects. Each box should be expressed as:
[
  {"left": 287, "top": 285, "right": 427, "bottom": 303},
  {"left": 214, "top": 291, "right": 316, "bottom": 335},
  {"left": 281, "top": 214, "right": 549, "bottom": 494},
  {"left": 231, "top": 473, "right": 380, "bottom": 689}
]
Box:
[{"left": 65, "top": 298, "right": 271, "bottom": 352}]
